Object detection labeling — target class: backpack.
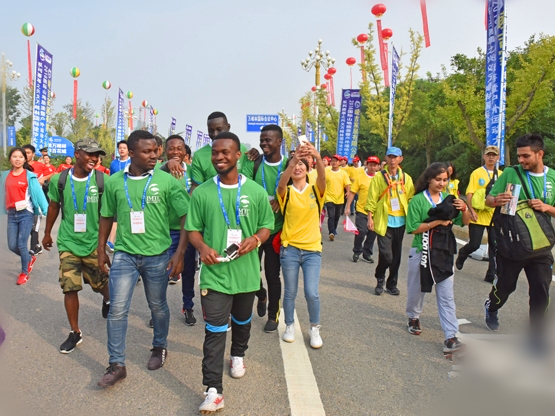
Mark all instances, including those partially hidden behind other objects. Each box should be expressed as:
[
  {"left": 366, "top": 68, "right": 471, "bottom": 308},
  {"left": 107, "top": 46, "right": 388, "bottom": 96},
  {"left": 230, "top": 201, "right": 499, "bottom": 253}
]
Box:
[
  {"left": 252, "top": 155, "right": 264, "bottom": 180},
  {"left": 58, "top": 169, "right": 104, "bottom": 220},
  {"left": 492, "top": 166, "right": 555, "bottom": 259}
]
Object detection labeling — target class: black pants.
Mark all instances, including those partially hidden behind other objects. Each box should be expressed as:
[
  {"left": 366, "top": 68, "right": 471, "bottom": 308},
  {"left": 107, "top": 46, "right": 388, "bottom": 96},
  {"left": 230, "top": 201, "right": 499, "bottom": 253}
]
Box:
[
  {"left": 458, "top": 223, "right": 496, "bottom": 279},
  {"left": 488, "top": 253, "right": 552, "bottom": 332},
  {"left": 30, "top": 215, "right": 40, "bottom": 250},
  {"left": 375, "top": 225, "right": 405, "bottom": 289},
  {"left": 201, "top": 290, "right": 255, "bottom": 393},
  {"left": 256, "top": 232, "right": 281, "bottom": 321},
  {"left": 325, "top": 202, "right": 342, "bottom": 235},
  {"left": 353, "top": 212, "right": 376, "bottom": 257}
]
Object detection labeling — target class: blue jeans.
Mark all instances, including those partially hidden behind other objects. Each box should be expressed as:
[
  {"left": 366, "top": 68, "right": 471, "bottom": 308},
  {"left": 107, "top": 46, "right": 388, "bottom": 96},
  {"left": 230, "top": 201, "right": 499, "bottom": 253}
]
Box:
[
  {"left": 280, "top": 245, "right": 322, "bottom": 326},
  {"left": 168, "top": 230, "right": 196, "bottom": 309},
  {"left": 7, "top": 209, "right": 34, "bottom": 274},
  {"left": 107, "top": 250, "right": 170, "bottom": 366}
]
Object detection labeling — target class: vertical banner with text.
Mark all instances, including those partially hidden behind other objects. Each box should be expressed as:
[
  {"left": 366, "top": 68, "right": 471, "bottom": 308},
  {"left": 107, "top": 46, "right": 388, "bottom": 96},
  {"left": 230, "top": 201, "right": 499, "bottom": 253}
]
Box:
[
  {"left": 31, "top": 44, "right": 53, "bottom": 152},
  {"left": 336, "top": 89, "right": 362, "bottom": 162},
  {"left": 486, "top": 0, "right": 507, "bottom": 165},
  {"left": 185, "top": 125, "right": 193, "bottom": 145},
  {"left": 196, "top": 130, "right": 203, "bottom": 150},
  {"left": 387, "top": 45, "right": 400, "bottom": 148},
  {"left": 170, "top": 118, "right": 176, "bottom": 135},
  {"left": 116, "top": 88, "right": 125, "bottom": 152},
  {"left": 148, "top": 106, "right": 154, "bottom": 133}
]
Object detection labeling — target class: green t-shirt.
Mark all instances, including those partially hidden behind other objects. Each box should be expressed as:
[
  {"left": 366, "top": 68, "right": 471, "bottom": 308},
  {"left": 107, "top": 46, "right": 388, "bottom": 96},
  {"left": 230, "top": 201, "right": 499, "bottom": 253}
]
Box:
[
  {"left": 48, "top": 171, "right": 105, "bottom": 257},
  {"left": 185, "top": 175, "right": 274, "bottom": 294},
  {"left": 190, "top": 143, "right": 249, "bottom": 185},
  {"left": 242, "top": 155, "right": 287, "bottom": 235},
  {"left": 101, "top": 168, "right": 189, "bottom": 256},
  {"left": 406, "top": 192, "right": 463, "bottom": 253},
  {"left": 169, "top": 163, "right": 192, "bottom": 231},
  {"left": 489, "top": 165, "right": 555, "bottom": 205}
]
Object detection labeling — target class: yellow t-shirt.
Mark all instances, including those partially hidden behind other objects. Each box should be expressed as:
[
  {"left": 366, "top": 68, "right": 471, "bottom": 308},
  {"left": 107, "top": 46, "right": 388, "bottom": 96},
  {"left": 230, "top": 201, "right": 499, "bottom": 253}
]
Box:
[
  {"left": 351, "top": 172, "right": 375, "bottom": 215},
  {"left": 324, "top": 169, "right": 351, "bottom": 204},
  {"left": 446, "top": 179, "right": 460, "bottom": 196},
  {"left": 278, "top": 183, "right": 325, "bottom": 252},
  {"left": 346, "top": 166, "right": 363, "bottom": 182},
  {"left": 465, "top": 167, "right": 503, "bottom": 226},
  {"left": 307, "top": 168, "right": 319, "bottom": 185}
]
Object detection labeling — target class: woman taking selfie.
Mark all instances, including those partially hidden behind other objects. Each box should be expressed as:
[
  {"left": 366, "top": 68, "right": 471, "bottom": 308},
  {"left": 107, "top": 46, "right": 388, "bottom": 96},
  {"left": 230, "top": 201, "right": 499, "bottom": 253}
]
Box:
[
  {"left": 1, "top": 147, "right": 48, "bottom": 285},
  {"left": 277, "top": 143, "right": 326, "bottom": 348}
]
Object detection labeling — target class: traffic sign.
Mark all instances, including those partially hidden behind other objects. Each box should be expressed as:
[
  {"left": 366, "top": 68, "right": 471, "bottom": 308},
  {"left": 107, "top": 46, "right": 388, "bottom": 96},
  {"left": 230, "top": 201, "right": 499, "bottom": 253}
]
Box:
[{"left": 246, "top": 114, "right": 279, "bottom": 132}]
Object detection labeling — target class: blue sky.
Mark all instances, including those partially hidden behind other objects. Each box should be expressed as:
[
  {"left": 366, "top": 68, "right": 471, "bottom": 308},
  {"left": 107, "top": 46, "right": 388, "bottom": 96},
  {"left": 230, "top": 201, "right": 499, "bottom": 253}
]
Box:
[{"left": 1, "top": 0, "right": 553, "bottom": 148}]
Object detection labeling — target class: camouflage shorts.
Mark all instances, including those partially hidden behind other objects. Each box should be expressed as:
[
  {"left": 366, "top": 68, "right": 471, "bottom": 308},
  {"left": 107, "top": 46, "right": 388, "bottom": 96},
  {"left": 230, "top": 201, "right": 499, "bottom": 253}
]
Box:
[{"left": 59, "top": 250, "right": 108, "bottom": 293}]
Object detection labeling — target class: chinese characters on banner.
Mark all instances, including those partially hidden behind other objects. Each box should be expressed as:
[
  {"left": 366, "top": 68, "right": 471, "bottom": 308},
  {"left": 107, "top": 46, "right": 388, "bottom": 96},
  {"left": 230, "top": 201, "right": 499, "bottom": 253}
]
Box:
[
  {"left": 203, "top": 133, "right": 210, "bottom": 146},
  {"left": 336, "top": 89, "right": 362, "bottom": 162},
  {"left": 388, "top": 45, "right": 400, "bottom": 148},
  {"left": 196, "top": 130, "right": 203, "bottom": 150},
  {"left": 185, "top": 125, "right": 193, "bottom": 145},
  {"left": 170, "top": 118, "right": 176, "bottom": 135},
  {"left": 485, "top": 0, "right": 507, "bottom": 165},
  {"left": 31, "top": 44, "right": 53, "bottom": 153},
  {"left": 116, "top": 89, "right": 125, "bottom": 152},
  {"left": 305, "top": 121, "right": 314, "bottom": 143}
]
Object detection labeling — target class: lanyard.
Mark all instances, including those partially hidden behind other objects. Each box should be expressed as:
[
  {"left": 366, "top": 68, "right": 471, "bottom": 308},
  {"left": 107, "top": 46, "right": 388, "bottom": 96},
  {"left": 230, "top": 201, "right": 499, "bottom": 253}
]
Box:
[
  {"left": 382, "top": 170, "right": 405, "bottom": 198},
  {"left": 217, "top": 175, "right": 242, "bottom": 229},
  {"left": 424, "top": 190, "right": 442, "bottom": 208},
  {"left": 482, "top": 166, "right": 493, "bottom": 181},
  {"left": 261, "top": 157, "right": 282, "bottom": 196},
  {"left": 181, "top": 162, "right": 190, "bottom": 192},
  {"left": 124, "top": 172, "right": 152, "bottom": 211},
  {"left": 526, "top": 167, "right": 547, "bottom": 202},
  {"left": 69, "top": 169, "right": 92, "bottom": 213}
]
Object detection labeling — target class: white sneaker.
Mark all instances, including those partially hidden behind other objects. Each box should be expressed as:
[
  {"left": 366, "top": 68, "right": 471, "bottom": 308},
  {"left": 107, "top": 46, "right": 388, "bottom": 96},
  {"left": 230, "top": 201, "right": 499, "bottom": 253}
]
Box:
[
  {"left": 199, "top": 387, "right": 224, "bottom": 414},
  {"left": 309, "top": 325, "right": 322, "bottom": 349},
  {"left": 283, "top": 324, "right": 295, "bottom": 343},
  {"left": 230, "top": 355, "right": 245, "bottom": 379}
]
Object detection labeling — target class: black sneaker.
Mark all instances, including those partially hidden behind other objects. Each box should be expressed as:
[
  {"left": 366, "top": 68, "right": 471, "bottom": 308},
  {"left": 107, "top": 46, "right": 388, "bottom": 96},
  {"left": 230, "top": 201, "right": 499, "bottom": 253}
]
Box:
[
  {"left": 147, "top": 347, "right": 167, "bottom": 370},
  {"left": 407, "top": 318, "right": 422, "bottom": 335},
  {"left": 169, "top": 274, "right": 181, "bottom": 285},
  {"left": 60, "top": 330, "right": 83, "bottom": 354},
  {"left": 257, "top": 288, "right": 267, "bottom": 317},
  {"left": 352, "top": 253, "right": 360, "bottom": 263},
  {"left": 183, "top": 308, "right": 197, "bottom": 326},
  {"left": 148, "top": 319, "right": 153, "bottom": 328},
  {"left": 264, "top": 319, "right": 278, "bottom": 333},
  {"left": 484, "top": 274, "right": 496, "bottom": 283},
  {"left": 443, "top": 337, "right": 465, "bottom": 353},
  {"left": 34, "top": 245, "right": 43, "bottom": 255},
  {"left": 484, "top": 299, "right": 499, "bottom": 331},
  {"left": 102, "top": 300, "right": 110, "bottom": 319},
  {"left": 375, "top": 279, "right": 385, "bottom": 295},
  {"left": 98, "top": 363, "right": 127, "bottom": 388},
  {"left": 385, "top": 287, "right": 400, "bottom": 296},
  {"left": 361, "top": 255, "right": 374, "bottom": 263},
  {"left": 455, "top": 254, "right": 464, "bottom": 270}
]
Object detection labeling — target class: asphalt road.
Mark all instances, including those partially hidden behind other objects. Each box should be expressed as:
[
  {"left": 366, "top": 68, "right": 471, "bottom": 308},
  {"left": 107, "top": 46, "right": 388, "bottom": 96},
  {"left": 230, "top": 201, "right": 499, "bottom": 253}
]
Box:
[{"left": 0, "top": 217, "right": 552, "bottom": 416}]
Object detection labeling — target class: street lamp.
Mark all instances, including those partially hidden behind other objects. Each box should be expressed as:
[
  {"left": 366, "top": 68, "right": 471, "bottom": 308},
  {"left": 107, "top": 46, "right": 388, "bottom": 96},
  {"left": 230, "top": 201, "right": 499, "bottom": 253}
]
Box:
[
  {"left": 1, "top": 53, "right": 21, "bottom": 156},
  {"left": 300, "top": 39, "right": 336, "bottom": 87}
]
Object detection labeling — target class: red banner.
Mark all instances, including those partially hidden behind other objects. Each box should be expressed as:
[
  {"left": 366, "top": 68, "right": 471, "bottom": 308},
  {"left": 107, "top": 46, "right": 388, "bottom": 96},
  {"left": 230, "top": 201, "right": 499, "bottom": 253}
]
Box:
[
  {"left": 383, "top": 43, "right": 390, "bottom": 87},
  {"left": 420, "top": 0, "right": 431, "bottom": 48},
  {"left": 377, "top": 19, "right": 386, "bottom": 70},
  {"left": 27, "top": 40, "right": 33, "bottom": 88}
]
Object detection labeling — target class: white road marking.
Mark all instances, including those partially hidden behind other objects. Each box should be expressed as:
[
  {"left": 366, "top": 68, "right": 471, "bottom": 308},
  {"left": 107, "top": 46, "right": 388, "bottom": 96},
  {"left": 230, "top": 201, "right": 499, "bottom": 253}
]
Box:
[
  {"left": 278, "top": 309, "right": 326, "bottom": 416},
  {"left": 457, "top": 319, "right": 472, "bottom": 325}
]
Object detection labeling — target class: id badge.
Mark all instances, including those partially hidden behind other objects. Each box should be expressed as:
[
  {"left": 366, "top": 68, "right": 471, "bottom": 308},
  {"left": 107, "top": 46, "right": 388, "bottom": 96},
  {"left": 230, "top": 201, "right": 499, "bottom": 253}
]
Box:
[
  {"left": 15, "top": 200, "right": 27, "bottom": 211},
  {"left": 390, "top": 198, "right": 401, "bottom": 212},
  {"left": 74, "top": 214, "right": 87, "bottom": 233},
  {"left": 226, "top": 229, "right": 242, "bottom": 247},
  {"left": 130, "top": 211, "right": 146, "bottom": 234}
]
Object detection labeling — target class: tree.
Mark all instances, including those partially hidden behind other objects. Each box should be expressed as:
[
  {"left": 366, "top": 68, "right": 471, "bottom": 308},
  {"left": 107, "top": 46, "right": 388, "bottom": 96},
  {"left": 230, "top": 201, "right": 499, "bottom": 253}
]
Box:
[
  {"left": 2, "top": 86, "right": 21, "bottom": 125},
  {"left": 63, "top": 100, "right": 94, "bottom": 143}
]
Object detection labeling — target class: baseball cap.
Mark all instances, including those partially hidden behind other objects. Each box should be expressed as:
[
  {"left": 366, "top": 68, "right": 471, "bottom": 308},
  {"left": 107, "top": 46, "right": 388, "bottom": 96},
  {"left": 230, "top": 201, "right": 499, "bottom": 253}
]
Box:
[
  {"left": 39, "top": 147, "right": 48, "bottom": 152},
  {"left": 353, "top": 156, "right": 360, "bottom": 162},
  {"left": 484, "top": 145, "right": 499, "bottom": 155},
  {"left": 74, "top": 138, "right": 107, "bottom": 156},
  {"left": 367, "top": 156, "right": 380, "bottom": 164},
  {"left": 331, "top": 154, "right": 342, "bottom": 160},
  {"left": 385, "top": 147, "right": 402, "bottom": 157}
]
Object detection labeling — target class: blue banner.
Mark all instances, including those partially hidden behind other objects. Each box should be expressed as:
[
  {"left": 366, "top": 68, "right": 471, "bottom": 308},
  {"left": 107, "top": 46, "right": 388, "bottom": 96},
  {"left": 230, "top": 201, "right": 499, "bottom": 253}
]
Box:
[
  {"left": 388, "top": 46, "right": 400, "bottom": 148},
  {"left": 116, "top": 88, "right": 125, "bottom": 151},
  {"left": 203, "top": 133, "right": 210, "bottom": 146},
  {"left": 7, "top": 126, "right": 16, "bottom": 147},
  {"left": 486, "top": 0, "right": 507, "bottom": 165},
  {"left": 185, "top": 125, "right": 193, "bottom": 145},
  {"left": 336, "top": 89, "right": 362, "bottom": 162},
  {"left": 196, "top": 130, "right": 203, "bottom": 150},
  {"left": 281, "top": 138, "right": 286, "bottom": 156},
  {"left": 48, "top": 136, "right": 74, "bottom": 157},
  {"left": 322, "top": 133, "right": 328, "bottom": 142},
  {"left": 31, "top": 44, "right": 53, "bottom": 153},
  {"left": 305, "top": 121, "right": 315, "bottom": 143},
  {"left": 170, "top": 117, "right": 176, "bottom": 135},
  {"left": 246, "top": 114, "right": 279, "bottom": 132}
]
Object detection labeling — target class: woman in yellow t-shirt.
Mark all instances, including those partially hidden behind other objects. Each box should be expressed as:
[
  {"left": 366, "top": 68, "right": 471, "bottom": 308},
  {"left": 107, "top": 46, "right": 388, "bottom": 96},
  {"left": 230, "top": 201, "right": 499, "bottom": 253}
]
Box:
[
  {"left": 277, "top": 143, "right": 325, "bottom": 349},
  {"left": 445, "top": 162, "right": 460, "bottom": 197}
]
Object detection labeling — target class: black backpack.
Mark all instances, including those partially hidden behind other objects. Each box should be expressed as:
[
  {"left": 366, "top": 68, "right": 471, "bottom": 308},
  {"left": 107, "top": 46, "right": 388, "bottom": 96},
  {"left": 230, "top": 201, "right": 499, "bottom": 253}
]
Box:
[{"left": 58, "top": 169, "right": 105, "bottom": 219}]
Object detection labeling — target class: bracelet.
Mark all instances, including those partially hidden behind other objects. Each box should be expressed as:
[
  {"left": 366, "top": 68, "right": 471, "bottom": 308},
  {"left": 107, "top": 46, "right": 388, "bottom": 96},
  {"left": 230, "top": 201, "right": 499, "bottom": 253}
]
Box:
[
  {"left": 253, "top": 234, "right": 262, "bottom": 248},
  {"left": 460, "top": 205, "right": 467, "bottom": 212}
]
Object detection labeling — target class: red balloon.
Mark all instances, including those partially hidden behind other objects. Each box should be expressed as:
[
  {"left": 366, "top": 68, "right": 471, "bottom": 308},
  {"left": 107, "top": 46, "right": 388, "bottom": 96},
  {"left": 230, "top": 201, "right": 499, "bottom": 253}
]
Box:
[
  {"left": 327, "top": 67, "right": 337, "bottom": 75},
  {"left": 382, "top": 28, "right": 393, "bottom": 40},
  {"left": 357, "top": 33, "right": 369, "bottom": 44},
  {"left": 346, "top": 57, "right": 356, "bottom": 66},
  {"left": 324, "top": 73, "right": 332, "bottom": 81},
  {"left": 311, "top": 86, "right": 317, "bottom": 92},
  {"left": 371, "top": 3, "right": 387, "bottom": 17},
  {"left": 320, "top": 84, "right": 327, "bottom": 90}
]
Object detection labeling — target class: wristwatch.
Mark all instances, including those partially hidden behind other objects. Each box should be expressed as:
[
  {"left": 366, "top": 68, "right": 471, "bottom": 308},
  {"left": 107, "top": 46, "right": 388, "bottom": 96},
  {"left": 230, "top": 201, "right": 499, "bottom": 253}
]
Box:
[{"left": 253, "top": 234, "right": 262, "bottom": 248}]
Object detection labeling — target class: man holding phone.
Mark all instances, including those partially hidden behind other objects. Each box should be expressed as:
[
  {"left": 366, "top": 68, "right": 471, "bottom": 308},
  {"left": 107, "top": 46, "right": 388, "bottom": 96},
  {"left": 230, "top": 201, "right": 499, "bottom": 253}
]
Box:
[{"left": 186, "top": 132, "right": 273, "bottom": 414}]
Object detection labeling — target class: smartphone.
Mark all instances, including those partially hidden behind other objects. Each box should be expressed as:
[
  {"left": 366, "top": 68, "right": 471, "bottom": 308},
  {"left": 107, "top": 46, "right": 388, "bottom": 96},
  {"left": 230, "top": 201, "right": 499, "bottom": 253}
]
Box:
[
  {"left": 298, "top": 134, "right": 309, "bottom": 145},
  {"left": 224, "top": 243, "right": 240, "bottom": 260}
]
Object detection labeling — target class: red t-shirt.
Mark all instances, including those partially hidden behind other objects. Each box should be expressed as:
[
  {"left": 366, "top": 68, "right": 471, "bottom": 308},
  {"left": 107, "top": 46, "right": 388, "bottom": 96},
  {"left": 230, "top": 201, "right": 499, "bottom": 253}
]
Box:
[
  {"left": 43, "top": 165, "right": 56, "bottom": 176},
  {"left": 57, "top": 164, "right": 73, "bottom": 172},
  {"left": 29, "top": 161, "right": 46, "bottom": 177},
  {"left": 95, "top": 166, "right": 110, "bottom": 175},
  {"left": 5, "top": 170, "right": 28, "bottom": 210}
]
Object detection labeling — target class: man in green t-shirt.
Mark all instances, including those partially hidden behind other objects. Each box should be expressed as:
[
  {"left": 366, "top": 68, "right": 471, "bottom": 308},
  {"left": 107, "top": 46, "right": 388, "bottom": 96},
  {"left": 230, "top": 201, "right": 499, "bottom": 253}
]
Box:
[
  {"left": 42, "top": 139, "right": 110, "bottom": 355},
  {"left": 484, "top": 134, "right": 555, "bottom": 346},
  {"left": 242, "top": 124, "right": 286, "bottom": 333},
  {"left": 186, "top": 132, "right": 273, "bottom": 414},
  {"left": 96, "top": 130, "right": 190, "bottom": 388}
]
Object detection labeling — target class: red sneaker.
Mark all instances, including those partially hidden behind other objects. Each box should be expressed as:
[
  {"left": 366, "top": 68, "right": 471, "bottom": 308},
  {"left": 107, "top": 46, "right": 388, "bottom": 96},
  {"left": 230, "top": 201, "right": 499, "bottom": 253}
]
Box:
[
  {"left": 17, "top": 273, "right": 29, "bottom": 285},
  {"left": 28, "top": 255, "right": 37, "bottom": 274}
]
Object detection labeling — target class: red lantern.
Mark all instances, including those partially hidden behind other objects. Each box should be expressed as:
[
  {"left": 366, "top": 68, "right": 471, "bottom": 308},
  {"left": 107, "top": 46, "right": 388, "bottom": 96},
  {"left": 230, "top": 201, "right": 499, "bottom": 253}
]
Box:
[
  {"left": 371, "top": 3, "right": 387, "bottom": 17},
  {"left": 327, "top": 67, "right": 337, "bottom": 75},
  {"left": 346, "top": 57, "right": 356, "bottom": 66},
  {"left": 357, "top": 34, "right": 369, "bottom": 44},
  {"left": 320, "top": 84, "right": 327, "bottom": 90},
  {"left": 382, "top": 28, "right": 393, "bottom": 40},
  {"left": 324, "top": 73, "right": 332, "bottom": 81},
  {"left": 311, "top": 86, "right": 317, "bottom": 92}
]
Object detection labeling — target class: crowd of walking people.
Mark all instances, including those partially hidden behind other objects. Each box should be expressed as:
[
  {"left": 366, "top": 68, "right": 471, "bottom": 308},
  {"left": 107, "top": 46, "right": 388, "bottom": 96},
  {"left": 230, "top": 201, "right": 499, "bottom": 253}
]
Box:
[{"left": 1, "top": 109, "right": 553, "bottom": 413}]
